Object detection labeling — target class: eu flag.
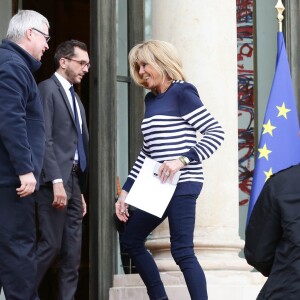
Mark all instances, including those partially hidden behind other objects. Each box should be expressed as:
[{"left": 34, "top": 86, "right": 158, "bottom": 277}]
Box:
[{"left": 247, "top": 32, "right": 300, "bottom": 223}]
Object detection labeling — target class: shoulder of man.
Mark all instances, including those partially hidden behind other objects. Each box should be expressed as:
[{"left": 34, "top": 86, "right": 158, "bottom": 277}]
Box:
[
  {"left": 269, "top": 164, "right": 300, "bottom": 180},
  {"left": 38, "top": 75, "right": 58, "bottom": 87}
]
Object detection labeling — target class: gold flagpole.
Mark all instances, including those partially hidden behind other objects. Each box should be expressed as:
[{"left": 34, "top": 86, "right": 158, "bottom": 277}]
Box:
[{"left": 275, "top": 0, "right": 285, "bottom": 32}]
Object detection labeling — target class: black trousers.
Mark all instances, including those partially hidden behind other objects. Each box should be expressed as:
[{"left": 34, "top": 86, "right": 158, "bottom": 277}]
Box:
[
  {"left": 36, "top": 171, "right": 83, "bottom": 300},
  {"left": 0, "top": 187, "right": 39, "bottom": 300}
]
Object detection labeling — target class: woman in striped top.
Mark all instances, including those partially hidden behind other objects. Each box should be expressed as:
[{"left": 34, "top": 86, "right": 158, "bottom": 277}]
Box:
[{"left": 115, "top": 40, "right": 225, "bottom": 300}]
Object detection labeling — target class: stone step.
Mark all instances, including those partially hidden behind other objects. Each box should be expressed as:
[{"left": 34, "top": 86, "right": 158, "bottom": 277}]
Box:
[{"left": 109, "top": 271, "right": 266, "bottom": 300}]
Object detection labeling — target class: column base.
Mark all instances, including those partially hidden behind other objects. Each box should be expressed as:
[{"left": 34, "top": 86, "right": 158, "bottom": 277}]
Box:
[
  {"left": 146, "top": 235, "right": 252, "bottom": 272},
  {"left": 109, "top": 270, "right": 266, "bottom": 300}
]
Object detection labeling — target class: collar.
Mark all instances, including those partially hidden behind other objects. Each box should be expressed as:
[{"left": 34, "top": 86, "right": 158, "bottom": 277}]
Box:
[
  {"left": 0, "top": 39, "right": 41, "bottom": 73},
  {"left": 54, "top": 72, "right": 72, "bottom": 91}
]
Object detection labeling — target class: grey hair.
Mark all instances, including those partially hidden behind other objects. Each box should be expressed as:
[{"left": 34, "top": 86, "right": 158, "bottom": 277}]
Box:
[{"left": 6, "top": 10, "right": 49, "bottom": 43}]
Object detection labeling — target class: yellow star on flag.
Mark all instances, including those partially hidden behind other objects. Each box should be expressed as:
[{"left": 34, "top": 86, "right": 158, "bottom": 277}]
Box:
[
  {"left": 276, "top": 102, "right": 291, "bottom": 119},
  {"left": 262, "top": 119, "right": 276, "bottom": 136},
  {"left": 264, "top": 167, "right": 273, "bottom": 182},
  {"left": 258, "top": 143, "right": 272, "bottom": 160}
]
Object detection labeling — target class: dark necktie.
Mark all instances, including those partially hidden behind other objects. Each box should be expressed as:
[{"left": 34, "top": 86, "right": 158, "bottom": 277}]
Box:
[{"left": 70, "top": 86, "right": 87, "bottom": 172}]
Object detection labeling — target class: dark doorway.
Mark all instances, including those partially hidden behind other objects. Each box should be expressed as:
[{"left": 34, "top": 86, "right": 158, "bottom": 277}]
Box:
[
  {"left": 22, "top": 0, "right": 90, "bottom": 108},
  {"left": 21, "top": 1, "right": 90, "bottom": 299}
]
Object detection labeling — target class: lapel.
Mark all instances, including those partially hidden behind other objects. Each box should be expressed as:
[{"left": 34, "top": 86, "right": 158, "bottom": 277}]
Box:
[{"left": 50, "top": 74, "right": 76, "bottom": 126}]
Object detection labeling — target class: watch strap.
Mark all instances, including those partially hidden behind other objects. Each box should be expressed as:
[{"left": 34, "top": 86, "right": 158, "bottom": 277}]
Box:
[{"left": 179, "top": 156, "right": 190, "bottom": 166}]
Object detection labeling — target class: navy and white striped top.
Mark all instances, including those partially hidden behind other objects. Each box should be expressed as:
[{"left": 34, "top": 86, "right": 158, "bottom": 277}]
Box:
[{"left": 123, "top": 80, "right": 225, "bottom": 196}]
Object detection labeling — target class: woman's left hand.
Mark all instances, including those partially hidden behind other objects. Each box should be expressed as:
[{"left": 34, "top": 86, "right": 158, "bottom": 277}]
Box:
[
  {"left": 158, "top": 159, "right": 185, "bottom": 183},
  {"left": 115, "top": 190, "right": 130, "bottom": 222}
]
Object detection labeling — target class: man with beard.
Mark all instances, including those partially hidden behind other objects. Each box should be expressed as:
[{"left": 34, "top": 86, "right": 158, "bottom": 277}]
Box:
[{"left": 35, "top": 40, "right": 89, "bottom": 300}]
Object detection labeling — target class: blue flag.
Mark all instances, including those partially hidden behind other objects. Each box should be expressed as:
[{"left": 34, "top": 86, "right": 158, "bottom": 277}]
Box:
[{"left": 247, "top": 32, "right": 300, "bottom": 223}]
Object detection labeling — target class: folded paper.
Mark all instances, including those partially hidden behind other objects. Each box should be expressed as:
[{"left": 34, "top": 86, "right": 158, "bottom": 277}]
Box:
[{"left": 125, "top": 157, "right": 181, "bottom": 218}]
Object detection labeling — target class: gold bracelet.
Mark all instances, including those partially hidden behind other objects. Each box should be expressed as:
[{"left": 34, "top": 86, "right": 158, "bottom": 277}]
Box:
[{"left": 179, "top": 156, "right": 187, "bottom": 166}]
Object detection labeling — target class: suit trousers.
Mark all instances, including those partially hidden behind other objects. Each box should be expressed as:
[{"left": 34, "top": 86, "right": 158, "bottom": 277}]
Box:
[
  {"left": 0, "top": 187, "right": 39, "bottom": 300},
  {"left": 36, "top": 171, "right": 83, "bottom": 300}
]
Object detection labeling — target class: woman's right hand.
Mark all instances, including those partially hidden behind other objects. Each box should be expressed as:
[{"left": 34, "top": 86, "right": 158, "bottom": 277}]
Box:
[{"left": 115, "top": 190, "right": 130, "bottom": 222}]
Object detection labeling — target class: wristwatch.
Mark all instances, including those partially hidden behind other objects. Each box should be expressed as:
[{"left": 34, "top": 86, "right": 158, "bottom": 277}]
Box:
[{"left": 179, "top": 156, "right": 190, "bottom": 166}]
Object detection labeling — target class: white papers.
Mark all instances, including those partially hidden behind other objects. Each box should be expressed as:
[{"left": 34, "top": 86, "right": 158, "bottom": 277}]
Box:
[{"left": 125, "top": 157, "right": 180, "bottom": 218}]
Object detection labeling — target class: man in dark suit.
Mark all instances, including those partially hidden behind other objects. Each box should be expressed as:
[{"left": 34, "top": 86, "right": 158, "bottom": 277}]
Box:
[
  {"left": 0, "top": 10, "right": 49, "bottom": 300},
  {"left": 245, "top": 164, "right": 300, "bottom": 299},
  {"left": 35, "top": 40, "right": 89, "bottom": 300}
]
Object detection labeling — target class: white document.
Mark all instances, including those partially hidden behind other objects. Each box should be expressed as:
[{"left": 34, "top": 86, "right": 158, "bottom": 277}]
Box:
[{"left": 125, "top": 157, "right": 180, "bottom": 218}]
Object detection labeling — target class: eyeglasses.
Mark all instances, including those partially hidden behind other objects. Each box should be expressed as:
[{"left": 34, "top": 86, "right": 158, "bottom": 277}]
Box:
[
  {"left": 31, "top": 28, "right": 50, "bottom": 43},
  {"left": 65, "top": 58, "right": 91, "bottom": 70}
]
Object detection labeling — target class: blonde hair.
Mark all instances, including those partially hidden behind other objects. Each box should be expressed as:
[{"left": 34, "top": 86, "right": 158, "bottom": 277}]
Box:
[{"left": 128, "top": 40, "right": 186, "bottom": 88}]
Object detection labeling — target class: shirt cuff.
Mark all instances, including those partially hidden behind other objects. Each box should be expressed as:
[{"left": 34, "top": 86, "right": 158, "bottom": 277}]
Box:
[{"left": 52, "top": 179, "right": 63, "bottom": 184}]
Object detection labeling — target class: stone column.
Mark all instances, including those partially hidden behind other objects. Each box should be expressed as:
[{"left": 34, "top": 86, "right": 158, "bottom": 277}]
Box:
[
  {"left": 90, "top": 1, "right": 117, "bottom": 300},
  {"left": 0, "top": 0, "right": 11, "bottom": 40},
  {"left": 147, "top": 0, "right": 248, "bottom": 272}
]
